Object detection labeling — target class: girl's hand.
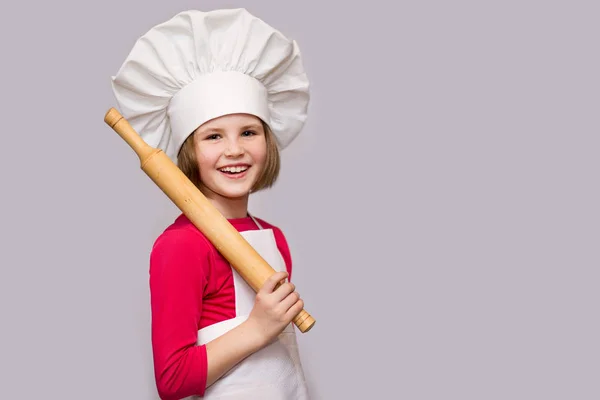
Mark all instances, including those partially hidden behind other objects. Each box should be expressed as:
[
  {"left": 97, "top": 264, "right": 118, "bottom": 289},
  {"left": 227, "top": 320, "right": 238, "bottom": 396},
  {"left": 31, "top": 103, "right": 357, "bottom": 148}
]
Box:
[{"left": 245, "top": 271, "right": 304, "bottom": 348}]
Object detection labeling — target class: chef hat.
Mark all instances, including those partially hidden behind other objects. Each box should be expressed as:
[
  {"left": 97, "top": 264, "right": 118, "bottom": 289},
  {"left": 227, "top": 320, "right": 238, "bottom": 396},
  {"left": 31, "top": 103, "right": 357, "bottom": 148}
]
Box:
[{"left": 111, "top": 8, "right": 310, "bottom": 163}]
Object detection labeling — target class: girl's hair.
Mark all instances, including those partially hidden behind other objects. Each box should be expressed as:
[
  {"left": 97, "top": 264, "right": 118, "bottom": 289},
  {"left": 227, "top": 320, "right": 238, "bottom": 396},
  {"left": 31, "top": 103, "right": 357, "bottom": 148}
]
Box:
[{"left": 177, "top": 121, "right": 281, "bottom": 193}]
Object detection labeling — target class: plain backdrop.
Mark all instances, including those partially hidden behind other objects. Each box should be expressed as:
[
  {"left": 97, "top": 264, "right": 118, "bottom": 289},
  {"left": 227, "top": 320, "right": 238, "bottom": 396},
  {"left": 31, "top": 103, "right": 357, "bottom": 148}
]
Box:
[{"left": 1, "top": 1, "right": 598, "bottom": 399}]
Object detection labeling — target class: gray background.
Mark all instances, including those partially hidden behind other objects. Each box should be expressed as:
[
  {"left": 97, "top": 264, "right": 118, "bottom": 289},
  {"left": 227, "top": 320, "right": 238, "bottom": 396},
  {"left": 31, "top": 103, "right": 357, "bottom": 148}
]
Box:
[{"left": 1, "top": 0, "right": 598, "bottom": 399}]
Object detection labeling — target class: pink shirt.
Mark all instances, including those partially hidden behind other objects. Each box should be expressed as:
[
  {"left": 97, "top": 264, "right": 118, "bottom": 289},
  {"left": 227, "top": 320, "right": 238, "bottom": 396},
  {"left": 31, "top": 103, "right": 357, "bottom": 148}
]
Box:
[{"left": 149, "top": 214, "right": 293, "bottom": 399}]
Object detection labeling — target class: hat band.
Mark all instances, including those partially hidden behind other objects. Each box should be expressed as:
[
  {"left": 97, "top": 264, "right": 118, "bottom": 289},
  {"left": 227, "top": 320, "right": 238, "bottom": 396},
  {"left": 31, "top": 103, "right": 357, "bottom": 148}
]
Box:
[{"left": 168, "top": 70, "right": 270, "bottom": 149}]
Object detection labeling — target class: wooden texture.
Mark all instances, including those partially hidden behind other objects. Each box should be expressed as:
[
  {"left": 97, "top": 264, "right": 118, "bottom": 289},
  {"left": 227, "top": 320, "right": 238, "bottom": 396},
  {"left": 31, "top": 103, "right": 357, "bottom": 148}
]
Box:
[{"left": 104, "top": 107, "right": 315, "bottom": 333}]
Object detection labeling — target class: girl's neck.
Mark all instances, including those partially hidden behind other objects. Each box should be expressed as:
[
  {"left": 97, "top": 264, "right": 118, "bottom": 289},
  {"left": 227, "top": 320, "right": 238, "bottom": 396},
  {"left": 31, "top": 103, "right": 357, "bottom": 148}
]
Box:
[{"left": 200, "top": 186, "right": 250, "bottom": 219}]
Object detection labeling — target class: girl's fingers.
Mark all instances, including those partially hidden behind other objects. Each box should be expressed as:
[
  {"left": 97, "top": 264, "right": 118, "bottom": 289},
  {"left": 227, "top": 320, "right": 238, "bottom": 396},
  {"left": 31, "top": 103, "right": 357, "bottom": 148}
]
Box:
[
  {"left": 272, "top": 281, "right": 296, "bottom": 303},
  {"left": 258, "top": 271, "right": 289, "bottom": 295},
  {"left": 276, "top": 290, "right": 300, "bottom": 313},
  {"left": 284, "top": 297, "right": 305, "bottom": 321}
]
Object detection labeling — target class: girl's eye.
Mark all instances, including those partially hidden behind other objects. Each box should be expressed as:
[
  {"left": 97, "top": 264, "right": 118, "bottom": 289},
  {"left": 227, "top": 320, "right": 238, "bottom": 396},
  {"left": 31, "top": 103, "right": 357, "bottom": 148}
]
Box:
[
  {"left": 206, "top": 134, "right": 221, "bottom": 140},
  {"left": 241, "top": 130, "right": 255, "bottom": 137}
]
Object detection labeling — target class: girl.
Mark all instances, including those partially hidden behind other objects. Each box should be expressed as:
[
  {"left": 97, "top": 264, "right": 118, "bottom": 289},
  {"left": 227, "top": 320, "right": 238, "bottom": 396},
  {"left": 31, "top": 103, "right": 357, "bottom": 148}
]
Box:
[{"left": 111, "top": 8, "right": 311, "bottom": 400}]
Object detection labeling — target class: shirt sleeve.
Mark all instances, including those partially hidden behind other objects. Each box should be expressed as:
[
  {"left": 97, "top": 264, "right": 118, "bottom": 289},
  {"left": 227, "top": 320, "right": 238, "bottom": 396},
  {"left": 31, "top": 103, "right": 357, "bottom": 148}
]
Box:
[{"left": 149, "top": 228, "right": 211, "bottom": 399}]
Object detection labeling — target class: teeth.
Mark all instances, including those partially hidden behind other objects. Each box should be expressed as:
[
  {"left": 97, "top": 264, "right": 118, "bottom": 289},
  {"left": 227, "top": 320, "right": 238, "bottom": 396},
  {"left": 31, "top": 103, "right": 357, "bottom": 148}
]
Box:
[{"left": 220, "top": 166, "right": 248, "bottom": 173}]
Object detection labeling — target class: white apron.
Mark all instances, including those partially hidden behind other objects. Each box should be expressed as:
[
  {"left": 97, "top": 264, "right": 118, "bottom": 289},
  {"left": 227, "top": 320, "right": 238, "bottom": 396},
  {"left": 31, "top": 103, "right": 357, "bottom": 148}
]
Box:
[{"left": 187, "top": 216, "right": 309, "bottom": 399}]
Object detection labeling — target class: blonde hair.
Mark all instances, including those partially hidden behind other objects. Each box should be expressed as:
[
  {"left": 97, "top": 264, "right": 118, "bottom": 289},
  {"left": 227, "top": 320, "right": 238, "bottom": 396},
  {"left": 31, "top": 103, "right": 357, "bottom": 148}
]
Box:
[{"left": 177, "top": 121, "right": 281, "bottom": 193}]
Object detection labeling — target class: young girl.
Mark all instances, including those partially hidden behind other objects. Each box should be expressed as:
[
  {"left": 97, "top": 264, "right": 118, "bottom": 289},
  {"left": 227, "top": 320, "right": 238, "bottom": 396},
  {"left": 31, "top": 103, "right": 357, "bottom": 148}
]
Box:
[{"left": 110, "top": 8, "right": 311, "bottom": 400}]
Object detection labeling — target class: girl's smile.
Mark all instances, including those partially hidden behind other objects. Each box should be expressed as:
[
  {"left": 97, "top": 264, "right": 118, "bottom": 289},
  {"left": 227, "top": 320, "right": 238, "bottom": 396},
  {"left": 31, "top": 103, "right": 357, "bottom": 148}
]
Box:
[{"left": 218, "top": 163, "right": 251, "bottom": 179}]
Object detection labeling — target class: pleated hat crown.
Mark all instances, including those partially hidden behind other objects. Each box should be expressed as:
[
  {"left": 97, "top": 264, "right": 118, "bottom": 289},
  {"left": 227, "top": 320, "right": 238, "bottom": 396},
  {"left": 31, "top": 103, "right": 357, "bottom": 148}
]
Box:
[{"left": 111, "top": 8, "right": 310, "bottom": 163}]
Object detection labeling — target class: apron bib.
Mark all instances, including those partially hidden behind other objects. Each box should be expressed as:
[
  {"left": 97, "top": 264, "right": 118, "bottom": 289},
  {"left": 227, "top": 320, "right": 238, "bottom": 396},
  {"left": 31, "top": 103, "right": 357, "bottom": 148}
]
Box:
[{"left": 186, "top": 216, "right": 309, "bottom": 399}]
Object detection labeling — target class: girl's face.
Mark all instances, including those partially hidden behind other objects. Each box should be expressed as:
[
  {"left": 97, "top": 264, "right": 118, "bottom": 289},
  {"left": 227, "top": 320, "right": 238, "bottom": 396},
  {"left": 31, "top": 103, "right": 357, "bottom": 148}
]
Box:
[{"left": 193, "top": 113, "right": 267, "bottom": 200}]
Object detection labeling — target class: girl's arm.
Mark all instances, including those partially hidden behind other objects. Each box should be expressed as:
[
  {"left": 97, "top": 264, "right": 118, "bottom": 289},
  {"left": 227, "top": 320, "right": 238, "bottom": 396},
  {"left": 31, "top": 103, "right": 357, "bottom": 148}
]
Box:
[{"left": 150, "top": 230, "right": 210, "bottom": 399}]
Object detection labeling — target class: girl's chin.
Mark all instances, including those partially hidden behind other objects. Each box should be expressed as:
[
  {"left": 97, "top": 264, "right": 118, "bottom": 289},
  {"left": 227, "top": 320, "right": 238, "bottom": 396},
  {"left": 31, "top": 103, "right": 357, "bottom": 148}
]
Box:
[
  {"left": 217, "top": 190, "right": 252, "bottom": 200},
  {"left": 206, "top": 183, "right": 254, "bottom": 200},
  {"left": 200, "top": 173, "right": 259, "bottom": 200}
]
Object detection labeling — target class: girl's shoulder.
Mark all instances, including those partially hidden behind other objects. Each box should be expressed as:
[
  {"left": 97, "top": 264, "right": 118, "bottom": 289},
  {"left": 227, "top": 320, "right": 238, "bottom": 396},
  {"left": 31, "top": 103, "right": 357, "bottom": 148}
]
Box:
[
  {"left": 151, "top": 213, "right": 291, "bottom": 257},
  {"left": 152, "top": 213, "right": 295, "bottom": 278},
  {"left": 151, "top": 213, "right": 214, "bottom": 254}
]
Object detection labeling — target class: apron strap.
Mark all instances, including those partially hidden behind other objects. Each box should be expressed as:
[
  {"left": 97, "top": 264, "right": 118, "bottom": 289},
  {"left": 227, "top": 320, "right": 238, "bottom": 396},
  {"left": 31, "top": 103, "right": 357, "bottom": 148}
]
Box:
[{"left": 248, "top": 213, "right": 264, "bottom": 230}]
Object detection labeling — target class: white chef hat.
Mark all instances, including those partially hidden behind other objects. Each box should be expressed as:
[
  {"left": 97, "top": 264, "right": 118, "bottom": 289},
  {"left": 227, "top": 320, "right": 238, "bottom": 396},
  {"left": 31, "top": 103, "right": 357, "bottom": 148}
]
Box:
[{"left": 110, "top": 8, "right": 310, "bottom": 163}]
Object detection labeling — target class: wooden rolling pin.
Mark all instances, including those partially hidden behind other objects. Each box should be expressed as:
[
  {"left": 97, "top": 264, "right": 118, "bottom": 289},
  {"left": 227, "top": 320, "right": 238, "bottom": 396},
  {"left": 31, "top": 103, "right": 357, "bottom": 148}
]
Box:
[{"left": 104, "top": 107, "right": 315, "bottom": 333}]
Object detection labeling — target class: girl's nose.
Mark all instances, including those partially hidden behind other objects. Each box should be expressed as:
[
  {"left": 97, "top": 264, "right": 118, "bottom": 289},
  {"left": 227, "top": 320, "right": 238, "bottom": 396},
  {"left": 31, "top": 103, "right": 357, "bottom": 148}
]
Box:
[{"left": 224, "top": 140, "right": 244, "bottom": 157}]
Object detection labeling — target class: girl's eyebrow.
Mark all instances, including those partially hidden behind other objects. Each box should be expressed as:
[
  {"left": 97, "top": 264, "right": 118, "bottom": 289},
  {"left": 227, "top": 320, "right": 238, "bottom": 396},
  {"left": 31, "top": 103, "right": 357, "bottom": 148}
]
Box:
[
  {"left": 197, "top": 126, "right": 224, "bottom": 135},
  {"left": 240, "top": 124, "right": 263, "bottom": 131},
  {"left": 197, "top": 124, "right": 263, "bottom": 135}
]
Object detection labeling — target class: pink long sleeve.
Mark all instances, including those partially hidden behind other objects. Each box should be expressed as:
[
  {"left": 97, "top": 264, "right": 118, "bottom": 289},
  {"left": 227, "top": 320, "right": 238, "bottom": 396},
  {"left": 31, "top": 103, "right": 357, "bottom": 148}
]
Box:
[{"left": 149, "top": 229, "right": 210, "bottom": 399}]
